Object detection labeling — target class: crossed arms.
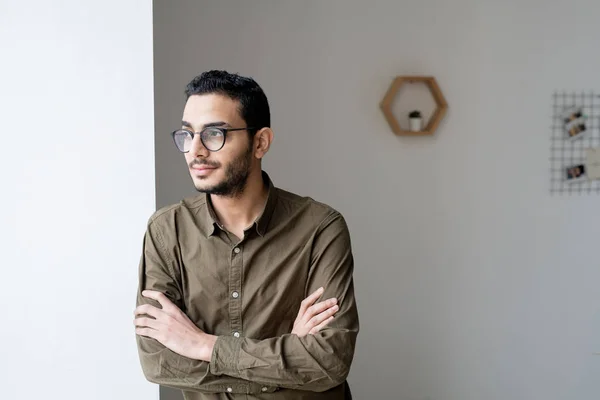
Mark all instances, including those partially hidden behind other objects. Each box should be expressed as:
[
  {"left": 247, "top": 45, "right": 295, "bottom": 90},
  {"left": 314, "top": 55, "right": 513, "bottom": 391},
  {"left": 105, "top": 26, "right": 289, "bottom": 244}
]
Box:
[{"left": 134, "top": 212, "right": 359, "bottom": 394}]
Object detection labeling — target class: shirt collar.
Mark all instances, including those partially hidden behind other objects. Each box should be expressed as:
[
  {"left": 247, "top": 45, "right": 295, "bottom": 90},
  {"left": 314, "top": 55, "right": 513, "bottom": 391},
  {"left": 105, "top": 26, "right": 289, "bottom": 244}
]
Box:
[
  {"left": 200, "top": 170, "right": 278, "bottom": 238},
  {"left": 254, "top": 171, "right": 278, "bottom": 237},
  {"left": 202, "top": 195, "right": 220, "bottom": 237}
]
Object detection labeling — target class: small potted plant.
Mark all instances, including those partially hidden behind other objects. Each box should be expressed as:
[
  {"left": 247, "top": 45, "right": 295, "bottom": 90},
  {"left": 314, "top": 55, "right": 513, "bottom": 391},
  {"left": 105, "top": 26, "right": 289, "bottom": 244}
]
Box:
[{"left": 409, "top": 110, "right": 423, "bottom": 132}]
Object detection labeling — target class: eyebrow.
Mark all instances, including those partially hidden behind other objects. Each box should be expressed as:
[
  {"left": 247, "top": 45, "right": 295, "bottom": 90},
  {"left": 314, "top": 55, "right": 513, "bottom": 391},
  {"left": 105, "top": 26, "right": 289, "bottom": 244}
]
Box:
[{"left": 182, "top": 120, "right": 228, "bottom": 129}]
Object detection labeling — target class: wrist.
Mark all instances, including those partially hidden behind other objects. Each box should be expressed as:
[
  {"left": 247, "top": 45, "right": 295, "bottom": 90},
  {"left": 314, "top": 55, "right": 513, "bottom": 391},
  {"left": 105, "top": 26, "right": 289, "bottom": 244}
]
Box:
[{"left": 197, "top": 333, "right": 217, "bottom": 362}]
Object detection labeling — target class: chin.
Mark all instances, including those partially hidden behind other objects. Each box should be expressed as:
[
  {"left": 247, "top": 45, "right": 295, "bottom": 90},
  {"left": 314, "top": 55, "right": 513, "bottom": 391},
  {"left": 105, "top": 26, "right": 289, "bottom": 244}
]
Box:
[
  {"left": 193, "top": 176, "right": 219, "bottom": 192},
  {"left": 193, "top": 177, "right": 212, "bottom": 188}
]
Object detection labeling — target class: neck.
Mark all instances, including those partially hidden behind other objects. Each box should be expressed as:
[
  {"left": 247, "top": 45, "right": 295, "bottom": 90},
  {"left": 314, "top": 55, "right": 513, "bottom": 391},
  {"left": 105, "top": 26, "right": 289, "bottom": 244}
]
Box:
[{"left": 210, "top": 168, "right": 269, "bottom": 238}]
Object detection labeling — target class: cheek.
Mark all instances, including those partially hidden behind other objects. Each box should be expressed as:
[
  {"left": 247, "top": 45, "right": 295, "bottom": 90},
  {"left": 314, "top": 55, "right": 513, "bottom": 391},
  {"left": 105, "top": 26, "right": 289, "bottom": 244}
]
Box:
[{"left": 218, "top": 147, "right": 242, "bottom": 165}]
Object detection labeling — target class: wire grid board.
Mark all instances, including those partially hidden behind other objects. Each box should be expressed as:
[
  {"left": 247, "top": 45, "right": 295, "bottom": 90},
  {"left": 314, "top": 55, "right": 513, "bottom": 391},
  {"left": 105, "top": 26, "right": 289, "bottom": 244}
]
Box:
[{"left": 550, "top": 91, "right": 600, "bottom": 195}]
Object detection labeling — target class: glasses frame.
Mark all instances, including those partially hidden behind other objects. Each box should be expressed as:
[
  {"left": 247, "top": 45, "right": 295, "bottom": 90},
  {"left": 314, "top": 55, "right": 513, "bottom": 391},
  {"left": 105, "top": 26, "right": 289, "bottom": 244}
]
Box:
[{"left": 171, "top": 126, "right": 256, "bottom": 153}]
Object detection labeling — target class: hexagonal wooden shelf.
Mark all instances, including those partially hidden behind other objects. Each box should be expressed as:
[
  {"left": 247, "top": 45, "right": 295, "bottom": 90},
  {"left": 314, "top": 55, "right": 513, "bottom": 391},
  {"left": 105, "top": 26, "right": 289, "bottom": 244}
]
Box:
[{"left": 380, "top": 76, "right": 448, "bottom": 136}]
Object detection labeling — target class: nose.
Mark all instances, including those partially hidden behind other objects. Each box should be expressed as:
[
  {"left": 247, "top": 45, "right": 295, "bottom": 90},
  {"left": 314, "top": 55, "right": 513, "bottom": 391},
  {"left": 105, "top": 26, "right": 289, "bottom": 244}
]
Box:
[{"left": 190, "top": 133, "right": 210, "bottom": 158}]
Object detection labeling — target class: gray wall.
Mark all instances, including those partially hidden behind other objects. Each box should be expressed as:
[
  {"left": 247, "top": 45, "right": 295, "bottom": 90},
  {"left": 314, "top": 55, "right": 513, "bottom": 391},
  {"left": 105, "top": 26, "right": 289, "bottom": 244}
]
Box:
[{"left": 153, "top": 1, "right": 600, "bottom": 399}]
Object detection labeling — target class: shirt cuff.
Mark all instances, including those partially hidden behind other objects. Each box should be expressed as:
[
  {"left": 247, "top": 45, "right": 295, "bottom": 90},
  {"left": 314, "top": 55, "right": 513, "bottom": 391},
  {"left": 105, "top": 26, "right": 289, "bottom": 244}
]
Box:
[{"left": 209, "top": 335, "right": 242, "bottom": 376}]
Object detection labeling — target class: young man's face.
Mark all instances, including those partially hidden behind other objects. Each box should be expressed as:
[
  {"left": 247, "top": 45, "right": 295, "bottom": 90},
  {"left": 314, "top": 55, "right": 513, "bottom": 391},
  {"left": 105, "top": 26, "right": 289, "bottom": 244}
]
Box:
[{"left": 182, "top": 93, "right": 255, "bottom": 197}]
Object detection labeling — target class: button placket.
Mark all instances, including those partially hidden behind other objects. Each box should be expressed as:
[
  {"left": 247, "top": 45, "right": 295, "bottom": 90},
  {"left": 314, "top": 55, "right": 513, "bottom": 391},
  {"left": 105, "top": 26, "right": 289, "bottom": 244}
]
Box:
[{"left": 229, "top": 244, "right": 243, "bottom": 337}]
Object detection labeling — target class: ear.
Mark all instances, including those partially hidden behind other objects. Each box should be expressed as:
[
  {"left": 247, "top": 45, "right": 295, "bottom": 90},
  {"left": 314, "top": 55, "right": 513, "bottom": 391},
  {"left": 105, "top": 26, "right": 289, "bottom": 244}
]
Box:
[{"left": 253, "top": 127, "right": 274, "bottom": 159}]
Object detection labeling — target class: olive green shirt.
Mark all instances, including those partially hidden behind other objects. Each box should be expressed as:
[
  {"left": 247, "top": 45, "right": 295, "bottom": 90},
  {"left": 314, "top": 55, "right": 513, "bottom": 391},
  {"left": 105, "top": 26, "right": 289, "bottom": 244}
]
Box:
[{"left": 135, "top": 171, "right": 359, "bottom": 399}]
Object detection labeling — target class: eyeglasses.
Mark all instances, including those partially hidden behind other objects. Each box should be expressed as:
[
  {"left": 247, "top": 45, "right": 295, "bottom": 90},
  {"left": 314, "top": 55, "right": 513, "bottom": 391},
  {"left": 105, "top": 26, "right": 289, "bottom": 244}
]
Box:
[{"left": 171, "top": 126, "right": 255, "bottom": 153}]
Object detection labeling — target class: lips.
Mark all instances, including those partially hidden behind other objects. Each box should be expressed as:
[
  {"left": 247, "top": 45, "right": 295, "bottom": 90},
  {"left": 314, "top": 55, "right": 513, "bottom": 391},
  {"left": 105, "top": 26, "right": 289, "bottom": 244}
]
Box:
[
  {"left": 191, "top": 165, "right": 217, "bottom": 177},
  {"left": 192, "top": 166, "right": 216, "bottom": 171}
]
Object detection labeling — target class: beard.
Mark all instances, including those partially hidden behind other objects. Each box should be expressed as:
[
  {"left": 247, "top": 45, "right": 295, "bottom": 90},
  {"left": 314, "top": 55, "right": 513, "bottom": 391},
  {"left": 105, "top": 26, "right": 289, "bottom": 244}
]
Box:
[{"left": 190, "top": 144, "right": 253, "bottom": 198}]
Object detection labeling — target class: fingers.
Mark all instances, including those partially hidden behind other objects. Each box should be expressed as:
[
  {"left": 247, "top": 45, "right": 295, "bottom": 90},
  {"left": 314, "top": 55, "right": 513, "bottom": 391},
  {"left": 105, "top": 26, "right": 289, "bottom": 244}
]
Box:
[
  {"left": 134, "top": 316, "right": 161, "bottom": 330},
  {"left": 309, "top": 316, "right": 334, "bottom": 335},
  {"left": 295, "top": 298, "right": 339, "bottom": 336},
  {"left": 291, "top": 289, "right": 340, "bottom": 337},
  {"left": 134, "top": 291, "right": 176, "bottom": 342},
  {"left": 307, "top": 302, "right": 339, "bottom": 326},
  {"left": 141, "top": 290, "right": 172, "bottom": 310},
  {"left": 134, "top": 304, "right": 160, "bottom": 318},
  {"left": 135, "top": 327, "right": 158, "bottom": 339},
  {"left": 298, "top": 287, "right": 324, "bottom": 316},
  {"left": 304, "top": 297, "right": 338, "bottom": 320}
]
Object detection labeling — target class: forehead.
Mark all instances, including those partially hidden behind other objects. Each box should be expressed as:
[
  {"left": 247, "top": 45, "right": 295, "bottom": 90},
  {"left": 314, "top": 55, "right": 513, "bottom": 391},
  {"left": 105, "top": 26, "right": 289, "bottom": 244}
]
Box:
[{"left": 182, "top": 94, "right": 242, "bottom": 128}]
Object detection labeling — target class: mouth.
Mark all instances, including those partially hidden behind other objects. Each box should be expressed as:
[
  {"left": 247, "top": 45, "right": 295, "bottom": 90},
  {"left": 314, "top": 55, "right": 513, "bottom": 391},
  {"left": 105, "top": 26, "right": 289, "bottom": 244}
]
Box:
[{"left": 191, "top": 165, "right": 217, "bottom": 176}]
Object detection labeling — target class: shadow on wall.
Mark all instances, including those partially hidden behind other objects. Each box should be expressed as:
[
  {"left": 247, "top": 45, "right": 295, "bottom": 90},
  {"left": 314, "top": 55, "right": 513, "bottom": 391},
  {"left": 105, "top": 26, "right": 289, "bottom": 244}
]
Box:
[{"left": 161, "top": 386, "right": 183, "bottom": 400}]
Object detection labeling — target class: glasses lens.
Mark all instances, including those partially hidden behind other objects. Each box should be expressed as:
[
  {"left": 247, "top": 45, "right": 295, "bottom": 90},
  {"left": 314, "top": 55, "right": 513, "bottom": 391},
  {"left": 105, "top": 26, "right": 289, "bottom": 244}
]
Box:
[
  {"left": 173, "top": 130, "right": 193, "bottom": 152},
  {"left": 201, "top": 127, "right": 225, "bottom": 151}
]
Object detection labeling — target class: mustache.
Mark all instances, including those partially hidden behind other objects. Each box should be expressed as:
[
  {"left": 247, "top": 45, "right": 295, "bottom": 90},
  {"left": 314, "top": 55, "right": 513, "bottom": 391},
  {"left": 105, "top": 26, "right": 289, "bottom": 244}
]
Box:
[{"left": 189, "top": 159, "right": 220, "bottom": 169}]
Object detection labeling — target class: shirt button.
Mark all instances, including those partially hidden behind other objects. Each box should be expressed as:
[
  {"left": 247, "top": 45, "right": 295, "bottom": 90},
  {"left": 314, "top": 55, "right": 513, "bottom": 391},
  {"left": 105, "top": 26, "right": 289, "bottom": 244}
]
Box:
[
  {"left": 227, "top": 387, "right": 232, "bottom": 393},
  {"left": 233, "top": 331, "right": 240, "bottom": 338},
  {"left": 261, "top": 387, "right": 268, "bottom": 392},
  {"left": 233, "top": 247, "right": 241, "bottom": 254},
  {"left": 232, "top": 291, "right": 239, "bottom": 299}
]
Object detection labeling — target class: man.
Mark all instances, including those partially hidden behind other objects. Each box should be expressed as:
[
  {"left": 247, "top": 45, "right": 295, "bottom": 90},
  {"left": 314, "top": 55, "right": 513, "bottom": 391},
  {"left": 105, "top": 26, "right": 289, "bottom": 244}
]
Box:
[{"left": 134, "top": 70, "right": 359, "bottom": 399}]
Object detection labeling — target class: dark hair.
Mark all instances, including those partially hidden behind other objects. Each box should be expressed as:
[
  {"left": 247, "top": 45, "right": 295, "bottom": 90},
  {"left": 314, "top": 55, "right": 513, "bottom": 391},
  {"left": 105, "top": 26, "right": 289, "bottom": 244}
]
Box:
[{"left": 184, "top": 70, "right": 270, "bottom": 135}]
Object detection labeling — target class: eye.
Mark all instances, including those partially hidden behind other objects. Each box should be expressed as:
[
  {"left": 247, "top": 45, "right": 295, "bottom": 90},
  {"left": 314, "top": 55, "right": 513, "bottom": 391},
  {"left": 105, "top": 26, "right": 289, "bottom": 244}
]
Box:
[{"left": 205, "top": 128, "right": 223, "bottom": 137}]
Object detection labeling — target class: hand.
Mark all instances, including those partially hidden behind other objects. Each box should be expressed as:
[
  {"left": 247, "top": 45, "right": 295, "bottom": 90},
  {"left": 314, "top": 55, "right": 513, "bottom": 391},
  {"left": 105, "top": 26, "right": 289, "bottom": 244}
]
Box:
[
  {"left": 134, "top": 290, "right": 216, "bottom": 361},
  {"left": 292, "top": 287, "right": 339, "bottom": 337}
]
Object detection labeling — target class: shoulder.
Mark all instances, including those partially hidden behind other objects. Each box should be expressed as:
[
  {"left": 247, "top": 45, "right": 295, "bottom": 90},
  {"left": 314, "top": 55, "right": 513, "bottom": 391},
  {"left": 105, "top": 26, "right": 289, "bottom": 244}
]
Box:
[
  {"left": 146, "top": 194, "right": 205, "bottom": 229},
  {"left": 274, "top": 187, "right": 348, "bottom": 232}
]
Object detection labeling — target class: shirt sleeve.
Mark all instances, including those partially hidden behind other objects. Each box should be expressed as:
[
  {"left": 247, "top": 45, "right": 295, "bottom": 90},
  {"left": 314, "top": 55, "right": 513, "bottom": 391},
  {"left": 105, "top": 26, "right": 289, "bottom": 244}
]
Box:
[
  {"left": 135, "top": 217, "right": 278, "bottom": 395},
  {"left": 209, "top": 211, "right": 360, "bottom": 392}
]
